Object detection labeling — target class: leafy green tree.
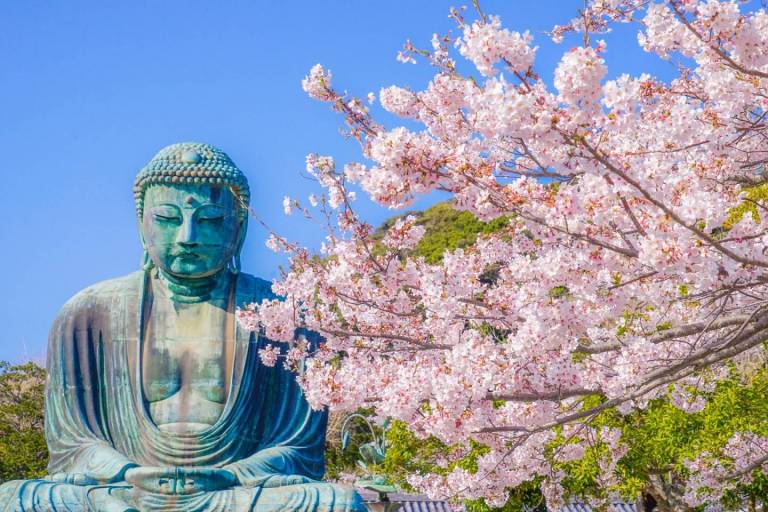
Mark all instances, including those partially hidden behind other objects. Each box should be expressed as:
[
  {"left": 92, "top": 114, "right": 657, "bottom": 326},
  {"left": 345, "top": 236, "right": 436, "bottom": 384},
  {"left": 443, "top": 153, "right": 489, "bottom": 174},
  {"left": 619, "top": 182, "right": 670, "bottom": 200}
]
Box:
[
  {"left": 547, "top": 365, "right": 768, "bottom": 511},
  {"left": 0, "top": 361, "right": 48, "bottom": 483}
]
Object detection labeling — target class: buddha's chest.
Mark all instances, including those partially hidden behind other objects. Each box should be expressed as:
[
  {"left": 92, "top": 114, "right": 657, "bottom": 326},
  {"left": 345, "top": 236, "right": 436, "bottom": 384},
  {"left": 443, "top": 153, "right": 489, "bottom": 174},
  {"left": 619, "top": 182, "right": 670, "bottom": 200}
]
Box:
[{"left": 141, "top": 300, "right": 231, "bottom": 413}]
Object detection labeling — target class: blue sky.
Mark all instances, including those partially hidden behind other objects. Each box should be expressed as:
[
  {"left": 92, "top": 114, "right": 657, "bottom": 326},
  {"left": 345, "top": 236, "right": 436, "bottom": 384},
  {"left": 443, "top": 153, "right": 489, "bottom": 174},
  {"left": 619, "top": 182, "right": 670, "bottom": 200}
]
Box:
[{"left": 0, "top": 1, "right": 749, "bottom": 362}]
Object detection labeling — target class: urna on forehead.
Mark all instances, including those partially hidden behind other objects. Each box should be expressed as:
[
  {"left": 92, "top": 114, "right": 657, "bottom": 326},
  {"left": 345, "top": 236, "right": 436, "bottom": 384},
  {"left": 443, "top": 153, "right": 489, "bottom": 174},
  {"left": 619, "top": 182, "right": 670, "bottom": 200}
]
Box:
[{"left": 133, "top": 142, "right": 250, "bottom": 219}]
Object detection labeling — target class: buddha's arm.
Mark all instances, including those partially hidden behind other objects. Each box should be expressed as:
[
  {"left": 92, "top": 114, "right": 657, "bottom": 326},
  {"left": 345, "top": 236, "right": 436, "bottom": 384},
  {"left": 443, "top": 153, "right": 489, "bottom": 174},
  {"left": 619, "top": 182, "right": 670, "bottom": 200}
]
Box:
[
  {"left": 224, "top": 326, "right": 329, "bottom": 488},
  {"left": 46, "top": 441, "right": 138, "bottom": 484},
  {"left": 45, "top": 301, "right": 139, "bottom": 483},
  {"left": 46, "top": 378, "right": 139, "bottom": 483},
  {"left": 223, "top": 445, "right": 322, "bottom": 488}
]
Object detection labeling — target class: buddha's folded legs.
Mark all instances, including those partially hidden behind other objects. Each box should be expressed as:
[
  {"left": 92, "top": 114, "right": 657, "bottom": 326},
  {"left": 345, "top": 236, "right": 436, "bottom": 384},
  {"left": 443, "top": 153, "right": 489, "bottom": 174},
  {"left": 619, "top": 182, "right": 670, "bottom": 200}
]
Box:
[
  {"left": 0, "top": 480, "right": 366, "bottom": 512},
  {"left": 0, "top": 479, "right": 136, "bottom": 512},
  {"left": 134, "top": 482, "right": 366, "bottom": 512},
  {"left": 0, "top": 480, "right": 84, "bottom": 512},
  {"left": 252, "top": 482, "right": 367, "bottom": 512}
]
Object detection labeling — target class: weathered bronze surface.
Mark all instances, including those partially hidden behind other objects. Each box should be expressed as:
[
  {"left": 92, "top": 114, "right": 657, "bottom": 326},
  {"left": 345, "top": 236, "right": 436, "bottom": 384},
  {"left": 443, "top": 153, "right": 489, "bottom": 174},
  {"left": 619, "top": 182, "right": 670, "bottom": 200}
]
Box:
[{"left": 0, "top": 143, "right": 366, "bottom": 511}]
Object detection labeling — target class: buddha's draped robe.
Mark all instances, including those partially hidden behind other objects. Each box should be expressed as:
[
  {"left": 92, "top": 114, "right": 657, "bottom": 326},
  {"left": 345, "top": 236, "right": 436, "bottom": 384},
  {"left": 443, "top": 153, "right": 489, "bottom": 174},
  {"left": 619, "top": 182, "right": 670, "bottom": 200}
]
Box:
[{"left": 0, "top": 271, "right": 364, "bottom": 512}]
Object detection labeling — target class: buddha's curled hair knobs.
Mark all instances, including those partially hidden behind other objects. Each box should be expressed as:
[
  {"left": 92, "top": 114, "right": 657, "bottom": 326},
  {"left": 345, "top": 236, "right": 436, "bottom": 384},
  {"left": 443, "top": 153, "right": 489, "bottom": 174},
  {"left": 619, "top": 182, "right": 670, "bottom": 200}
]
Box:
[{"left": 134, "top": 142, "right": 250, "bottom": 220}]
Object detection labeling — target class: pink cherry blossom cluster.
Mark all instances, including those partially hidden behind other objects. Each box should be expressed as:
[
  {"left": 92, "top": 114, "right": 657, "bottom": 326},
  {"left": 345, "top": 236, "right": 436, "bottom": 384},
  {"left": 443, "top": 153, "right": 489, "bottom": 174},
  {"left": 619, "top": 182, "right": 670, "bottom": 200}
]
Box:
[
  {"left": 258, "top": 344, "right": 280, "bottom": 367},
  {"left": 554, "top": 45, "right": 607, "bottom": 116},
  {"left": 684, "top": 432, "right": 768, "bottom": 507},
  {"left": 456, "top": 15, "right": 537, "bottom": 76},
  {"left": 240, "top": 1, "right": 768, "bottom": 507},
  {"left": 301, "top": 64, "right": 334, "bottom": 101}
]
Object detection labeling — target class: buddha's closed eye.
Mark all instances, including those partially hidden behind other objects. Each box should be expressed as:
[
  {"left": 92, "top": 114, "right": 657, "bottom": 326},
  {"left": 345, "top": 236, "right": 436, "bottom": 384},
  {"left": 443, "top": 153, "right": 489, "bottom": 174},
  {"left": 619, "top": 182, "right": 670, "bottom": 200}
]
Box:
[
  {"left": 196, "top": 205, "right": 227, "bottom": 223},
  {"left": 151, "top": 206, "right": 182, "bottom": 223},
  {"left": 198, "top": 216, "right": 225, "bottom": 224},
  {"left": 153, "top": 214, "right": 182, "bottom": 223}
]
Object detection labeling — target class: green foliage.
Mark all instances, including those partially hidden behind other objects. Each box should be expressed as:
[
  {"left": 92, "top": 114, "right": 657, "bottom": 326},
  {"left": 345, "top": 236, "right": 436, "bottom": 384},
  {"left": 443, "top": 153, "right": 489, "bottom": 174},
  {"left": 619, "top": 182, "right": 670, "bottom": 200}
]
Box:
[
  {"left": 544, "top": 366, "right": 768, "bottom": 508},
  {"left": 382, "top": 420, "right": 545, "bottom": 511},
  {"left": 372, "top": 201, "right": 508, "bottom": 264},
  {"left": 619, "top": 368, "right": 768, "bottom": 506},
  {"left": 0, "top": 361, "right": 48, "bottom": 483},
  {"left": 381, "top": 419, "right": 453, "bottom": 487},
  {"left": 325, "top": 408, "right": 381, "bottom": 481},
  {"left": 548, "top": 285, "right": 570, "bottom": 300},
  {"left": 325, "top": 428, "right": 365, "bottom": 481},
  {"left": 413, "top": 202, "right": 508, "bottom": 264},
  {"left": 724, "top": 182, "right": 768, "bottom": 228},
  {"left": 463, "top": 482, "right": 546, "bottom": 512}
]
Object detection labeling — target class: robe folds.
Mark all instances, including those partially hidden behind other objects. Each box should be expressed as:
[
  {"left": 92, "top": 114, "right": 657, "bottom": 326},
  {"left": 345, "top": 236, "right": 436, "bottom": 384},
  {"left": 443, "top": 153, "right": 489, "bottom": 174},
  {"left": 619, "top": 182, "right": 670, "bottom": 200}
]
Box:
[{"left": 0, "top": 271, "right": 365, "bottom": 512}]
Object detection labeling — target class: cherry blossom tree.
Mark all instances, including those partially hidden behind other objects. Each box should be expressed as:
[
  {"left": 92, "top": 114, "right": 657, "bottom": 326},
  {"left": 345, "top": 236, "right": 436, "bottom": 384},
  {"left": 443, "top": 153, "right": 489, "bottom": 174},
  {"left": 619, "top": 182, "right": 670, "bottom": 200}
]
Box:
[{"left": 239, "top": 1, "right": 768, "bottom": 507}]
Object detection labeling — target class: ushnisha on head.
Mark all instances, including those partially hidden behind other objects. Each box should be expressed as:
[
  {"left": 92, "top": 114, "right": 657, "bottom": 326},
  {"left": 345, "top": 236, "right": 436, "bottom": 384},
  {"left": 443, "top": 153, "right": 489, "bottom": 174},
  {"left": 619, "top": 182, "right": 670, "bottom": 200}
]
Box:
[{"left": 135, "top": 142, "right": 249, "bottom": 279}]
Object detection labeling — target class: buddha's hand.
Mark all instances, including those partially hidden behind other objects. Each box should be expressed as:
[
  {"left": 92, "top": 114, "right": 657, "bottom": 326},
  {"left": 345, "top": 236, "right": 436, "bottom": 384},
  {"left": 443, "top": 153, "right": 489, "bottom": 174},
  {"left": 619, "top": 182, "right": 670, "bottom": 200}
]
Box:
[
  {"left": 49, "top": 464, "right": 136, "bottom": 486},
  {"left": 46, "top": 463, "right": 137, "bottom": 485},
  {"left": 222, "top": 447, "right": 321, "bottom": 488},
  {"left": 124, "top": 466, "right": 238, "bottom": 495}
]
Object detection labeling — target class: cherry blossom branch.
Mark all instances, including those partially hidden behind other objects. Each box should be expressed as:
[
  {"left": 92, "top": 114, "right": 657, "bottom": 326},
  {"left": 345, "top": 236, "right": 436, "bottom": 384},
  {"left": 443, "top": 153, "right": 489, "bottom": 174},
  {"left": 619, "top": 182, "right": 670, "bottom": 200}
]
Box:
[
  {"left": 669, "top": 1, "right": 768, "bottom": 80},
  {"left": 580, "top": 138, "right": 768, "bottom": 268},
  {"left": 481, "top": 315, "right": 768, "bottom": 433}
]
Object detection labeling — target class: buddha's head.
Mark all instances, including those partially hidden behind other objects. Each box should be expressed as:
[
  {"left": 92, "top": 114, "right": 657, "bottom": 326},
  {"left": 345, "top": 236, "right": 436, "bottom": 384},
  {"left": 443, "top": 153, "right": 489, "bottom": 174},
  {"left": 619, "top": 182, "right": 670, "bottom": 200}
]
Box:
[{"left": 134, "top": 142, "right": 250, "bottom": 279}]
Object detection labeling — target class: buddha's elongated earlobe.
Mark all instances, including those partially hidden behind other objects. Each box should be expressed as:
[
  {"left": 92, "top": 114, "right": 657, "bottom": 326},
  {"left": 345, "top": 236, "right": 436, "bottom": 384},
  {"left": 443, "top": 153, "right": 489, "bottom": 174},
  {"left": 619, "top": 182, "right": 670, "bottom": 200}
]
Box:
[
  {"left": 229, "top": 255, "right": 241, "bottom": 275},
  {"left": 229, "top": 216, "right": 248, "bottom": 275},
  {"left": 142, "top": 249, "right": 154, "bottom": 271}
]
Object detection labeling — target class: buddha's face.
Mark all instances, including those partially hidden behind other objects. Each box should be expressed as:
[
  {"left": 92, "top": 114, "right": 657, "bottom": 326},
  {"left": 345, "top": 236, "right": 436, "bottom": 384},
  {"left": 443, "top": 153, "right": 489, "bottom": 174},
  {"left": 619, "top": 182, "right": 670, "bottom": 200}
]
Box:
[{"left": 141, "top": 184, "right": 243, "bottom": 278}]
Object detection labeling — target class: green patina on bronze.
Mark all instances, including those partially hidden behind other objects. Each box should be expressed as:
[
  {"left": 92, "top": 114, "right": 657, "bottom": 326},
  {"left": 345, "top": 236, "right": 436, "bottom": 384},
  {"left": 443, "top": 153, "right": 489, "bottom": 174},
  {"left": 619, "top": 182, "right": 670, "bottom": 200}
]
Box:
[{"left": 0, "top": 143, "right": 366, "bottom": 512}]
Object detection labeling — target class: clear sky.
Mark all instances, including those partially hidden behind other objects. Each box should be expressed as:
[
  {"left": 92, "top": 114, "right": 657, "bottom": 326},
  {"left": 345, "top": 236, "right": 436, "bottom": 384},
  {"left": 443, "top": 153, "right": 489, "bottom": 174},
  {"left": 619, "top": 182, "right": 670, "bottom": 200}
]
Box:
[{"left": 0, "top": 1, "right": 748, "bottom": 362}]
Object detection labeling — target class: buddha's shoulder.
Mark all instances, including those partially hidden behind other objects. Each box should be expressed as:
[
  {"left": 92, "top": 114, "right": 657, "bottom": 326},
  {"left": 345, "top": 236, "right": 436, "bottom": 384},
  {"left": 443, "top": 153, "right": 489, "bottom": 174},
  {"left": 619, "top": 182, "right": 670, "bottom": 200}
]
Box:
[
  {"left": 58, "top": 271, "right": 277, "bottom": 313},
  {"left": 236, "top": 272, "right": 278, "bottom": 302},
  {"left": 60, "top": 271, "right": 145, "bottom": 312}
]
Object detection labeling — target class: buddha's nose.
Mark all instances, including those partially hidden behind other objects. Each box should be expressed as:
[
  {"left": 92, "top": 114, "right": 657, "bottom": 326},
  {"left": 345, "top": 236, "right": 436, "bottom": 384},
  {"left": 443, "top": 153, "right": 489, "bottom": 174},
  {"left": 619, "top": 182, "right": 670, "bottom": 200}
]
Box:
[{"left": 177, "top": 220, "right": 200, "bottom": 247}]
